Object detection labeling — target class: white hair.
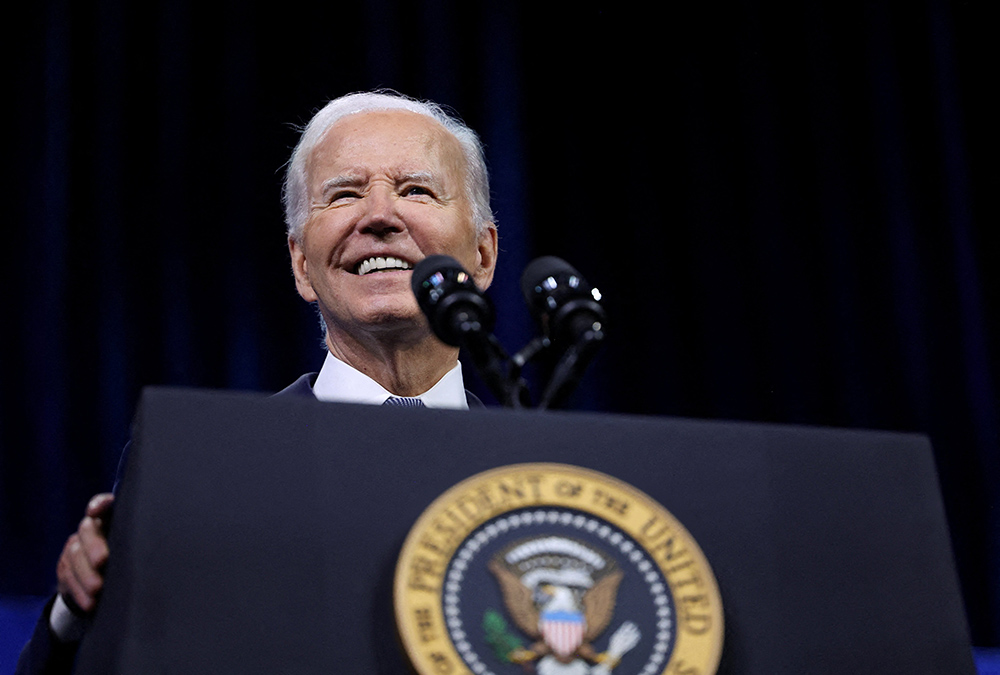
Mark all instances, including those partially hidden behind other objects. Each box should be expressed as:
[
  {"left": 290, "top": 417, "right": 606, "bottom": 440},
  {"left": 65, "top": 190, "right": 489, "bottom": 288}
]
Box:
[{"left": 283, "top": 90, "right": 494, "bottom": 243}]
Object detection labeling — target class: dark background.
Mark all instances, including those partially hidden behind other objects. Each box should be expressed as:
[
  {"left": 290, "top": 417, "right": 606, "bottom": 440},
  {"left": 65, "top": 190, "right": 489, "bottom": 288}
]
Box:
[{"left": 2, "top": 0, "right": 997, "bottom": 649}]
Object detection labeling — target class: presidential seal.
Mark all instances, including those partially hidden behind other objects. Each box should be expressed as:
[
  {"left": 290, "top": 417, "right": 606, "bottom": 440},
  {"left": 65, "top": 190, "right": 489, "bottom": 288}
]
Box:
[{"left": 394, "top": 464, "right": 723, "bottom": 675}]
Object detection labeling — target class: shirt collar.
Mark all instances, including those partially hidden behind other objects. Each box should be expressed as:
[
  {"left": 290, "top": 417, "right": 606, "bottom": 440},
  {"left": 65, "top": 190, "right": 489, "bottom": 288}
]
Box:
[{"left": 311, "top": 351, "right": 469, "bottom": 410}]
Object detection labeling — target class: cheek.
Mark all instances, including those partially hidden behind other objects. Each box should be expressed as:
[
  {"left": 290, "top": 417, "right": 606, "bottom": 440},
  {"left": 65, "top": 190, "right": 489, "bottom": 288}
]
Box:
[
  {"left": 397, "top": 206, "right": 479, "bottom": 260},
  {"left": 303, "top": 214, "right": 349, "bottom": 253}
]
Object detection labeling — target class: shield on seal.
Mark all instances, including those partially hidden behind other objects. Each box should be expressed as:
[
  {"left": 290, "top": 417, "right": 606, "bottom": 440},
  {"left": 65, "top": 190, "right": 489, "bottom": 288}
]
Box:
[{"left": 540, "top": 610, "right": 586, "bottom": 657}]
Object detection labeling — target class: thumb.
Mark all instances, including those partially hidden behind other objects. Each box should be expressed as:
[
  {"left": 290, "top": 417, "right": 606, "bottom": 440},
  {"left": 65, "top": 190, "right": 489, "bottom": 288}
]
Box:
[{"left": 85, "top": 493, "right": 115, "bottom": 518}]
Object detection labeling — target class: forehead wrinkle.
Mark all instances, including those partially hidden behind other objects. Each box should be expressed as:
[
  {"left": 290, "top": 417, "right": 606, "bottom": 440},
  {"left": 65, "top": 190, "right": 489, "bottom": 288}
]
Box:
[{"left": 308, "top": 113, "right": 468, "bottom": 200}]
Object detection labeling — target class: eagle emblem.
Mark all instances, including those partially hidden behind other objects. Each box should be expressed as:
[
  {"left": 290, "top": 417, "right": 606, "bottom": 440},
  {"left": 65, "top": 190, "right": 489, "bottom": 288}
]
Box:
[{"left": 486, "top": 535, "right": 640, "bottom": 674}]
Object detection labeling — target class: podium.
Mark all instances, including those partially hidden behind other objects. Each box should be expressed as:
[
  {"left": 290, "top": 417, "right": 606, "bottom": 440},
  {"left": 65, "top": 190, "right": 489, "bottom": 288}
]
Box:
[{"left": 75, "top": 387, "right": 975, "bottom": 674}]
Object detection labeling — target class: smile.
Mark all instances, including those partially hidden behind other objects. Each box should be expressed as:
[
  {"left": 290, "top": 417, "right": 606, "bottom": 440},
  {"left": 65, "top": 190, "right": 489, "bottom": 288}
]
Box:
[{"left": 356, "top": 256, "right": 413, "bottom": 276}]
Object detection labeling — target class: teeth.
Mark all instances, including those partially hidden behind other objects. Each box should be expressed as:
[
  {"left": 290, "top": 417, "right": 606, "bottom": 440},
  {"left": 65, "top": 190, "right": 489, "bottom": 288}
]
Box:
[{"left": 356, "top": 256, "right": 413, "bottom": 275}]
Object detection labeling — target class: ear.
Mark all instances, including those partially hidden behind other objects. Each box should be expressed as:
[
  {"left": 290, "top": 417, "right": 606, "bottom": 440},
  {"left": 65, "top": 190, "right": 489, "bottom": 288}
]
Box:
[
  {"left": 473, "top": 225, "right": 498, "bottom": 290},
  {"left": 288, "top": 236, "right": 318, "bottom": 303}
]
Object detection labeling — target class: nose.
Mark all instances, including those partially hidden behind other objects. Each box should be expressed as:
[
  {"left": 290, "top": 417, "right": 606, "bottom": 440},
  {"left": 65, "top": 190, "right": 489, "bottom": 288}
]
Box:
[{"left": 357, "top": 185, "right": 405, "bottom": 236}]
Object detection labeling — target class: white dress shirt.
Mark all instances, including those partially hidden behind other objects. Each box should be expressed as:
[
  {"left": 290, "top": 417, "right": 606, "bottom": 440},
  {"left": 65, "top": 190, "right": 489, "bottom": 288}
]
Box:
[{"left": 311, "top": 351, "right": 470, "bottom": 410}]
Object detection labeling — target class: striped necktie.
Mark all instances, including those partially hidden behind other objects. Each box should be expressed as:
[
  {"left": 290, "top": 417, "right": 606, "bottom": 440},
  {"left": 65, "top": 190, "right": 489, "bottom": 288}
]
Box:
[{"left": 383, "top": 396, "right": 425, "bottom": 407}]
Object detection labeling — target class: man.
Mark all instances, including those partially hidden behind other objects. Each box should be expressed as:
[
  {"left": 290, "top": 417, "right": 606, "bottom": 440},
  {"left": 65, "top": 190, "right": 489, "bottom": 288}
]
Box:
[
  {"left": 282, "top": 90, "right": 497, "bottom": 405},
  {"left": 17, "top": 90, "right": 499, "bottom": 674}
]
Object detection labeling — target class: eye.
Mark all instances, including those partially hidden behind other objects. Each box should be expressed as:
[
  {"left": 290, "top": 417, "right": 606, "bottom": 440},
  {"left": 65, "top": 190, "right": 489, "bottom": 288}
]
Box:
[
  {"left": 402, "top": 185, "right": 434, "bottom": 198},
  {"left": 329, "top": 190, "right": 360, "bottom": 204}
]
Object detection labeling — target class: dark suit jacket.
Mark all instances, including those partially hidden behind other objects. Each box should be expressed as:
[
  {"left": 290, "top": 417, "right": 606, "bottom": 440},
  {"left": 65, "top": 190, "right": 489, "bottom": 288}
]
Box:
[{"left": 15, "top": 372, "right": 483, "bottom": 675}]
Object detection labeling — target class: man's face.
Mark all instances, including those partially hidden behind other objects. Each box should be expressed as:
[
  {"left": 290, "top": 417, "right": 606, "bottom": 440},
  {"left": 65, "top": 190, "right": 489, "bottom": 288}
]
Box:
[{"left": 289, "top": 110, "right": 497, "bottom": 346}]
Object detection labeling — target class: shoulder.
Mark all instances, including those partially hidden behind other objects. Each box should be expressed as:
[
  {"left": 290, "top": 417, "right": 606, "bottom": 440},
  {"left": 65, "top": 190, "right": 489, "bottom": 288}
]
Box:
[
  {"left": 273, "top": 373, "right": 318, "bottom": 398},
  {"left": 465, "top": 389, "right": 485, "bottom": 408}
]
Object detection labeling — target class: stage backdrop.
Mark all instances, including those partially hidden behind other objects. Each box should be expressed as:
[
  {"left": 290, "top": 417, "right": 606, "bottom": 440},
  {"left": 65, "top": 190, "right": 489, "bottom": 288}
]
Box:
[{"left": 2, "top": 0, "right": 998, "bottom": 651}]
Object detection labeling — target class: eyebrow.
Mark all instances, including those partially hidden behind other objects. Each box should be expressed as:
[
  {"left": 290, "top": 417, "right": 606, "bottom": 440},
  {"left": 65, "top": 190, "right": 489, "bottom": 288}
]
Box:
[
  {"left": 319, "top": 175, "right": 365, "bottom": 200},
  {"left": 398, "top": 171, "right": 438, "bottom": 186},
  {"left": 318, "top": 172, "right": 444, "bottom": 200}
]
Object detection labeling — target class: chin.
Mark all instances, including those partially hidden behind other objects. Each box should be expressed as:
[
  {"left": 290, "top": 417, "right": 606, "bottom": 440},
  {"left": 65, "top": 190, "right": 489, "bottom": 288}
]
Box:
[{"left": 356, "top": 300, "right": 426, "bottom": 333}]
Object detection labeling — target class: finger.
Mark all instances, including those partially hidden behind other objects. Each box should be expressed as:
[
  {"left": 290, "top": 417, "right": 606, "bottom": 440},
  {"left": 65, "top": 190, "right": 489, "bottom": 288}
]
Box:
[
  {"left": 85, "top": 493, "right": 114, "bottom": 518},
  {"left": 57, "top": 536, "right": 101, "bottom": 612},
  {"left": 63, "top": 568, "right": 96, "bottom": 613},
  {"left": 55, "top": 534, "right": 79, "bottom": 599},
  {"left": 67, "top": 537, "right": 103, "bottom": 611},
  {"left": 77, "top": 516, "right": 110, "bottom": 569}
]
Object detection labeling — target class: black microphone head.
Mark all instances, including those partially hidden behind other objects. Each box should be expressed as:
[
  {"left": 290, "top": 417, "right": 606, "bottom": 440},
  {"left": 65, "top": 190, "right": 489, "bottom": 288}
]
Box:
[
  {"left": 411, "top": 255, "right": 495, "bottom": 346},
  {"left": 520, "top": 256, "right": 579, "bottom": 300},
  {"left": 411, "top": 255, "right": 467, "bottom": 295},
  {"left": 520, "top": 255, "right": 606, "bottom": 346}
]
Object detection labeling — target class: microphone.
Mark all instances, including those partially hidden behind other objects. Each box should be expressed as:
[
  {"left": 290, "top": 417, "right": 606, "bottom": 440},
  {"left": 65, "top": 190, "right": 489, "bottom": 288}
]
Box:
[
  {"left": 412, "top": 255, "right": 523, "bottom": 407},
  {"left": 520, "top": 256, "right": 607, "bottom": 409},
  {"left": 412, "top": 255, "right": 496, "bottom": 346},
  {"left": 520, "top": 256, "right": 606, "bottom": 348}
]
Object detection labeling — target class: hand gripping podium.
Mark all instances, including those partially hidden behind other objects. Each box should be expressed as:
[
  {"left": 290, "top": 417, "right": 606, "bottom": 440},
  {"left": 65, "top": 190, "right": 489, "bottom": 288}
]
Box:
[{"left": 74, "top": 387, "right": 975, "bottom": 674}]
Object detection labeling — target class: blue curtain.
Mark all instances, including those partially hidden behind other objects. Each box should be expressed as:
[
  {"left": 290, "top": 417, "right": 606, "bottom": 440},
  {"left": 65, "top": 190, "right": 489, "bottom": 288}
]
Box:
[{"left": 2, "top": 0, "right": 997, "bottom": 647}]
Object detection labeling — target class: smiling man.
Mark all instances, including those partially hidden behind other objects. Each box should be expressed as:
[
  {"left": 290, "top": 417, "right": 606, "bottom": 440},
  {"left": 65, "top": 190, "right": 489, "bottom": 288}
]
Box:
[
  {"left": 16, "top": 91, "right": 499, "bottom": 675},
  {"left": 283, "top": 93, "right": 498, "bottom": 405}
]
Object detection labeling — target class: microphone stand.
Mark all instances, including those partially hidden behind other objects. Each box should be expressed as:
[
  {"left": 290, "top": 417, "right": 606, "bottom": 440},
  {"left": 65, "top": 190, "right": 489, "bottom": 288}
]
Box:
[
  {"left": 537, "top": 329, "right": 604, "bottom": 410},
  {"left": 453, "top": 316, "right": 527, "bottom": 409}
]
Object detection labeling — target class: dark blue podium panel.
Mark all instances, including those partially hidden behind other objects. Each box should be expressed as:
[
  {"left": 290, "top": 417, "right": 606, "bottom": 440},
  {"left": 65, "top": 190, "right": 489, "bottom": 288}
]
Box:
[{"left": 75, "top": 387, "right": 974, "bottom": 674}]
